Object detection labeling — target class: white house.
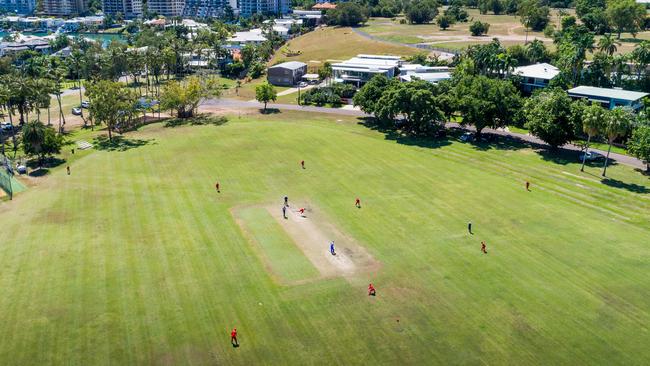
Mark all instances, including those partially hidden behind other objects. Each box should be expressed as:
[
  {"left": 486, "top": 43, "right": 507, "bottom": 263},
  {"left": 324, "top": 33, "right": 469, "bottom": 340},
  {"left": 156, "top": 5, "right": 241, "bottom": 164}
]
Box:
[
  {"left": 513, "top": 63, "right": 560, "bottom": 93},
  {"left": 227, "top": 31, "right": 268, "bottom": 45},
  {"left": 332, "top": 54, "right": 403, "bottom": 87}
]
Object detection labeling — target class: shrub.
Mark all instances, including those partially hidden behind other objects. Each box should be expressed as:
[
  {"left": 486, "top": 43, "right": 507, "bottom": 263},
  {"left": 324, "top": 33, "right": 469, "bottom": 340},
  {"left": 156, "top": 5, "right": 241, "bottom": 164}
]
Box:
[{"left": 470, "top": 21, "right": 490, "bottom": 36}]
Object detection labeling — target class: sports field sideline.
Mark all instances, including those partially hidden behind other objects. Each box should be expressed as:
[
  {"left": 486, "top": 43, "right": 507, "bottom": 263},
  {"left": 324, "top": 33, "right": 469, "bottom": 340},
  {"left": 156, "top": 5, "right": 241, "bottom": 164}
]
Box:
[{"left": 0, "top": 111, "right": 648, "bottom": 365}]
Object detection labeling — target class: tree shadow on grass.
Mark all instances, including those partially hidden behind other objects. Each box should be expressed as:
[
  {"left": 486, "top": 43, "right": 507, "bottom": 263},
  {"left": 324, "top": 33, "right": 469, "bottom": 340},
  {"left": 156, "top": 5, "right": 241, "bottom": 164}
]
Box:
[
  {"left": 358, "top": 117, "right": 452, "bottom": 149},
  {"left": 93, "top": 135, "right": 155, "bottom": 152},
  {"left": 259, "top": 108, "right": 281, "bottom": 114},
  {"left": 26, "top": 157, "right": 66, "bottom": 169},
  {"left": 164, "top": 114, "right": 228, "bottom": 128},
  {"left": 601, "top": 177, "right": 650, "bottom": 194},
  {"left": 536, "top": 148, "right": 617, "bottom": 169},
  {"left": 28, "top": 168, "right": 49, "bottom": 177}
]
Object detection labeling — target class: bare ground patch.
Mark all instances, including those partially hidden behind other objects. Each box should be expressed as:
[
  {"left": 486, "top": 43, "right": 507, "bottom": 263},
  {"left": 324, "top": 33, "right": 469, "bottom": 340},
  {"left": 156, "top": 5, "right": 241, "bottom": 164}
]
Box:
[
  {"left": 233, "top": 203, "right": 379, "bottom": 285},
  {"left": 265, "top": 203, "right": 380, "bottom": 280}
]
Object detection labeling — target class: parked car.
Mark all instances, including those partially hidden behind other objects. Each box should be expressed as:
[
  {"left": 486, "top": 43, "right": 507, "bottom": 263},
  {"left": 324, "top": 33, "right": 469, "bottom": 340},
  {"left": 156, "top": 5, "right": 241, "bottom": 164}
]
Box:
[
  {"left": 72, "top": 107, "right": 82, "bottom": 116},
  {"left": 298, "top": 81, "right": 308, "bottom": 88},
  {"left": 1, "top": 122, "right": 12, "bottom": 132},
  {"left": 460, "top": 132, "right": 474, "bottom": 142},
  {"left": 579, "top": 151, "right": 605, "bottom": 161},
  {"left": 16, "top": 164, "right": 27, "bottom": 174},
  {"left": 81, "top": 100, "right": 90, "bottom": 108}
]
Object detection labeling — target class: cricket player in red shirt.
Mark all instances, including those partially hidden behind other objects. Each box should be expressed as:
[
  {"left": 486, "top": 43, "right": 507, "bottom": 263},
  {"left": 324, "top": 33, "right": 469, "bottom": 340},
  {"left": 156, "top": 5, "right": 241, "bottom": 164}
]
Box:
[
  {"left": 355, "top": 198, "right": 361, "bottom": 208},
  {"left": 298, "top": 208, "right": 305, "bottom": 215},
  {"left": 481, "top": 241, "right": 487, "bottom": 254},
  {"left": 368, "top": 283, "right": 376, "bottom": 296},
  {"left": 231, "top": 328, "right": 238, "bottom": 346}
]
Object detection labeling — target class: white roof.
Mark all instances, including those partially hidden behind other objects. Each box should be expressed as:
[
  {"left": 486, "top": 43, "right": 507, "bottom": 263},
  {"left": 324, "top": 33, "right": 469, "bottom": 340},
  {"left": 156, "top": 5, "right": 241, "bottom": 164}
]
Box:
[
  {"left": 514, "top": 63, "right": 560, "bottom": 80},
  {"left": 400, "top": 72, "right": 451, "bottom": 83},
  {"left": 568, "top": 86, "right": 649, "bottom": 102},
  {"left": 228, "top": 31, "right": 267, "bottom": 43},
  {"left": 270, "top": 61, "right": 307, "bottom": 70},
  {"left": 357, "top": 54, "right": 401, "bottom": 61},
  {"left": 400, "top": 64, "right": 449, "bottom": 73}
]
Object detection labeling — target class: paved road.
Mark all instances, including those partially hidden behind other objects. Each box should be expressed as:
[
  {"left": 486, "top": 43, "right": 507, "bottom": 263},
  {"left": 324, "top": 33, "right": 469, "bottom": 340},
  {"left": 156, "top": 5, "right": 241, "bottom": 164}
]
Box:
[
  {"left": 205, "top": 98, "right": 648, "bottom": 171},
  {"left": 203, "top": 98, "right": 369, "bottom": 117},
  {"left": 350, "top": 28, "right": 457, "bottom": 60}
]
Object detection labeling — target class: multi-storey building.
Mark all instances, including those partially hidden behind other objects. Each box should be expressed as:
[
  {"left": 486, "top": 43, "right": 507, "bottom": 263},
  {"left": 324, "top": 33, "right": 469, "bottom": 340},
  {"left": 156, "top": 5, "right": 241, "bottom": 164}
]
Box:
[
  {"left": 238, "top": 0, "right": 290, "bottom": 16},
  {"left": 0, "top": 0, "right": 36, "bottom": 15},
  {"left": 42, "top": 0, "right": 86, "bottom": 16},
  {"left": 182, "top": 0, "right": 229, "bottom": 17},
  {"left": 147, "top": 0, "right": 184, "bottom": 17},
  {"left": 101, "top": 0, "right": 142, "bottom": 18}
]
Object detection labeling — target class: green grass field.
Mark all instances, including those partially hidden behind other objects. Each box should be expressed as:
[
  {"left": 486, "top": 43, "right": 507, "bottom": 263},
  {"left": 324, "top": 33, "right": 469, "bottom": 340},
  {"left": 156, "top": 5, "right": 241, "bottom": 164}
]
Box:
[{"left": 0, "top": 111, "right": 649, "bottom": 365}]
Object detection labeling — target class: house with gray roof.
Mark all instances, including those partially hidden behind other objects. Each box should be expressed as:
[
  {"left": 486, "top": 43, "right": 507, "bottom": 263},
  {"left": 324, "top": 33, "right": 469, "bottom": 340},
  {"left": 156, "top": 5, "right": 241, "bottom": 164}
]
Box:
[
  {"left": 567, "top": 86, "right": 649, "bottom": 110},
  {"left": 267, "top": 61, "right": 308, "bottom": 86}
]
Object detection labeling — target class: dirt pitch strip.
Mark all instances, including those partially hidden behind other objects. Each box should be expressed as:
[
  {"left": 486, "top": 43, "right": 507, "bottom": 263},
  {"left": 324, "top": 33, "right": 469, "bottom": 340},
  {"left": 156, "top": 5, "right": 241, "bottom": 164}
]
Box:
[{"left": 234, "top": 203, "right": 379, "bottom": 285}]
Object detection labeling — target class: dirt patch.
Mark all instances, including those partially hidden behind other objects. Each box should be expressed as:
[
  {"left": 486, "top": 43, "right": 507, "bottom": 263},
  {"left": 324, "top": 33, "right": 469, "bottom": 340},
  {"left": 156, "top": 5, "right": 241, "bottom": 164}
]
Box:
[
  {"left": 266, "top": 203, "right": 380, "bottom": 280},
  {"left": 199, "top": 105, "right": 259, "bottom": 117}
]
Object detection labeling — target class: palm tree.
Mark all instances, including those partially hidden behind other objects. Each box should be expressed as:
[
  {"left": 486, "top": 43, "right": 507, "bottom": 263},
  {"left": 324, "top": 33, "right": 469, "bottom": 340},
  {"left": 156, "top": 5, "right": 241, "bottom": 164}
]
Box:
[
  {"left": 631, "top": 41, "right": 650, "bottom": 82},
  {"left": 602, "top": 107, "right": 633, "bottom": 177},
  {"left": 68, "top": 49, "right": 86, "bottom": 123},
  {"left": 21, "top": 120, "right": 46, "bottom": 166},
  {"left": 598, "top": 34, "right": 621, "bottom": 57},
  {"left": 580, "top": 103, "right": 606, "bottom": 172},
  {"left": 47, "top": 60, "right": 67, "bottom": 134},
  {"left": 525, "top": 39, "right": 546, "bottom": 64}
]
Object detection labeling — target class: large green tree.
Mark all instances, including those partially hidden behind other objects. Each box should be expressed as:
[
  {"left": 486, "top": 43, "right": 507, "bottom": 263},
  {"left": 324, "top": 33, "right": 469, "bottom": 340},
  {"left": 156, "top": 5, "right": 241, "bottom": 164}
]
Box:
[
  {"left": 160, "top": 76, "right": 222, "bottom": 119},
  {"left": 255, "top": 83, "right": 277, "bottom": 112},
  {"left": 453, "top": 75, "right": 522, "bottom": 136},
  {"left": 524, "top": 88, "right": 576, "bottom": 148},
  {"left": 406, "top": 0, "right": 439, "bottom": 24},
  {"left": 627, "top": 123, "right": 650, "bottom": 172},
  {"left": 605, "top": 0, "right": 646, "bottom": 39},
  {"left": 326, "top": 3, "right": 368, "bottom": 26},
  {"left": 87, "top": 80, "right": 138, "bottom": 141},
  {"left": 353, "top": 75, "right": 398, "bottom": 115},
  {"left": 374, "top": 80, "right": 445, "bottom": 135}
]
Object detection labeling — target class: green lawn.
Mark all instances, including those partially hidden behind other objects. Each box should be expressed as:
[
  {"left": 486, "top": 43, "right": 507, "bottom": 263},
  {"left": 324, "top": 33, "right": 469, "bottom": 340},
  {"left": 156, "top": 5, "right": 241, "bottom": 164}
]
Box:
[{"left": 0, "top": 111, "right": 649, "bottom": 365}]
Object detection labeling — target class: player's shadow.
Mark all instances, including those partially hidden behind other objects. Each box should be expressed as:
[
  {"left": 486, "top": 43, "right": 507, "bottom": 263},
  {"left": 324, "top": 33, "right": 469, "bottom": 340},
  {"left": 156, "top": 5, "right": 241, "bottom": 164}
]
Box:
[{"left": 93, "top": 135, "right": 155, "bottom": 152}]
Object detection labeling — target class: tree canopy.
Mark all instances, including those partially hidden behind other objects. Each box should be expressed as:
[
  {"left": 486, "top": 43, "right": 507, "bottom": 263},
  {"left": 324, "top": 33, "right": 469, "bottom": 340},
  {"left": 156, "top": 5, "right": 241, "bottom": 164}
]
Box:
[
  {"left": 524, "top": 88, "right": 576, "bottom": 148},
  {"left": 160, "top": 76, "right": 222, "bottom": 119}
]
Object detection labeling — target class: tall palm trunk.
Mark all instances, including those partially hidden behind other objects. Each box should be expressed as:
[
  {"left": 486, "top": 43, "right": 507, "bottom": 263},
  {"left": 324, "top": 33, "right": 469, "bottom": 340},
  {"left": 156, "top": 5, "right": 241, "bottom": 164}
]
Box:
[
  {"left": 602, "top": 141, "right": 613, "bottom": 177},
  {"left": 56, "top": 94, "right": 66, "bottom": 134},
  {"left": 7, "top": 107, "right": 16, "bottom": 155},
  {"left": 580, "top": 134, "right": 592, "bottom": 172}
]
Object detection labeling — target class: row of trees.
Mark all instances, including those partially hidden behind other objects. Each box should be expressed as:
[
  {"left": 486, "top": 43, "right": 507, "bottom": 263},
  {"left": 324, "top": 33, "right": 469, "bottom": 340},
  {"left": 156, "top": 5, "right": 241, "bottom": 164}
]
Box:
[{"left": 353, "top": 69, "right": 650, "bottom": 173}]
